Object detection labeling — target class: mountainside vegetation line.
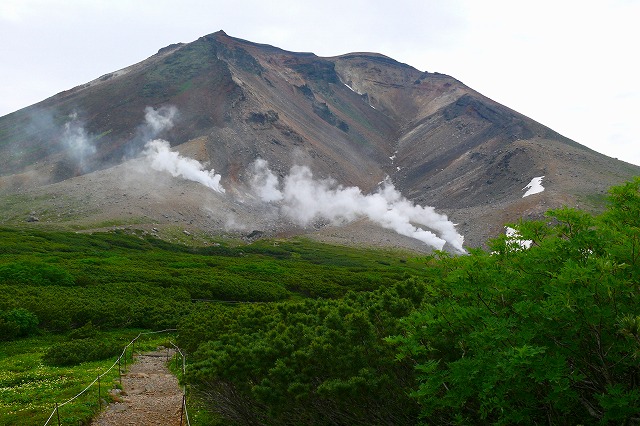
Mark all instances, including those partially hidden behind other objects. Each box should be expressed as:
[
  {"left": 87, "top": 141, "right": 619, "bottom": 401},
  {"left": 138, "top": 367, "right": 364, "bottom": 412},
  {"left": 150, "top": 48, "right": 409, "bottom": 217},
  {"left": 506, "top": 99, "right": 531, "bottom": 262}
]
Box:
[
  {"left": 177, "top": 178, "right": 640, "bottom": 425},
  {"left": 0, "top": 229, "right": 424, "bottom": 336},
  {"left": 1, "top": 178, "right": 639, "bottom": 425}
]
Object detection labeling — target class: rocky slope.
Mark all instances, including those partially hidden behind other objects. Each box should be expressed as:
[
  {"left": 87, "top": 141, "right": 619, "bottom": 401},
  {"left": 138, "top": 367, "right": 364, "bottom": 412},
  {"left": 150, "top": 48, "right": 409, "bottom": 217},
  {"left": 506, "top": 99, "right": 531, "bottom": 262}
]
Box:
[{"left": 1, "top": 30, "right": 638, "bottom": 249}]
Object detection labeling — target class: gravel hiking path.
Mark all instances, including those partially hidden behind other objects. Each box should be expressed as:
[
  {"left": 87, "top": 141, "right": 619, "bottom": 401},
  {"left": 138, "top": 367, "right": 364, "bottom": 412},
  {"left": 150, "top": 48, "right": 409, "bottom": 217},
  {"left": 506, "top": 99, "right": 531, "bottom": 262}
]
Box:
[{"left": 91, "top": 348, "right": 183, "bottom": 426}]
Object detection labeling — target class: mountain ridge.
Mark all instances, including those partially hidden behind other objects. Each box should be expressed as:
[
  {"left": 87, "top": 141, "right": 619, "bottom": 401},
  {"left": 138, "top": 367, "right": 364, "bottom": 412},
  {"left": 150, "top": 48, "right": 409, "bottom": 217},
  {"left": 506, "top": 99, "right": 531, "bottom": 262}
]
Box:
[{"left": 1, "top": 30, "right": 638, "bottom": 249}]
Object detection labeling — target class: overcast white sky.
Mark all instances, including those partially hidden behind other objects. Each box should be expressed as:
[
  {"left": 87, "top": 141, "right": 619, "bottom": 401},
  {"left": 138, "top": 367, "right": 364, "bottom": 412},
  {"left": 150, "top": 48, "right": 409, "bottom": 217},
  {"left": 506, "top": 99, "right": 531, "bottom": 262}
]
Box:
[{"left": 1, "top": 0, "right": 638, "bottom": 166}]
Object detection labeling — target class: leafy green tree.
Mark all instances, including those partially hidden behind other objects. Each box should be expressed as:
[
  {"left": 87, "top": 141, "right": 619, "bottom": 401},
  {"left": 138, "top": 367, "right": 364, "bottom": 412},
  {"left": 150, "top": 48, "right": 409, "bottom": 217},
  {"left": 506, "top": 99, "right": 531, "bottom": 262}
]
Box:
[{"left": 389, "top": 178, "right": 640, "bottom": 424}]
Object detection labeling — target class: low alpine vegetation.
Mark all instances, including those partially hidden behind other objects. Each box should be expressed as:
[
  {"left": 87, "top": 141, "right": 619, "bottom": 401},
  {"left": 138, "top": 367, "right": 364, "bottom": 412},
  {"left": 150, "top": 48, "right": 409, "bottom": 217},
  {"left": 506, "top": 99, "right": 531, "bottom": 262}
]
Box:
[{"left": 1, "top": 178, "right": 639, "bottom": 425}]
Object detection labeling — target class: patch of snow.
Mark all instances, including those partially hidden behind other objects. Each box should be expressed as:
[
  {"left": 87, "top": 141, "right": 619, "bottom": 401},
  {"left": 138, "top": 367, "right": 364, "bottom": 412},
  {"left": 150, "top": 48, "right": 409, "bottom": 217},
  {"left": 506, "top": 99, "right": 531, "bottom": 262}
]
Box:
[
  {"left": 522, "top": 176, "right": 545, "bottom": 197},
  {"left": 343, "top": 82, "right": 364, "bottom": 95},
  {"left": 377, "top": 175, "right": 391, "bottom": 187},
  {"left": 344, "top": 83, "right": 356, "bottom": 92},
  {"left": 396, "top": 166, "right": 401, "bottom": 171}
]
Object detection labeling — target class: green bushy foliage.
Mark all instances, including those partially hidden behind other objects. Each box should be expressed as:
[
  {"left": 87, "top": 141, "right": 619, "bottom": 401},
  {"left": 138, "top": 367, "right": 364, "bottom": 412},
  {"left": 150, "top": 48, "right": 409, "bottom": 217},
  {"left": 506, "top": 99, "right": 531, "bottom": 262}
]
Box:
[
  {"left": 5, "top": 179, "right": 639, "bottom": 424},
  {"left": 389, "top": 177, "right": 640, "bottom": 425},
  {"left": 0, "top": 308, "right": 39, "bottom": 340},
  {"left": 0, "top": 317, "right": 20, "bottom": 341},
  {"left": 179, "top": 280, "right": 426, "bottom": 425},
  {"left": 68, "top": 321, "right": 99, "bottom": 339},
  {"left": 0, "top": 227, "right": 424, "bottom": 339},
  {"left": 0, "top": 261, "right": 75, "bottom": 286},
  {"left": 0, "top": 222, "right": 428, "bottom": 423},
  {"left": 42, "top": 336, "right": 121, "bottom": 366}
]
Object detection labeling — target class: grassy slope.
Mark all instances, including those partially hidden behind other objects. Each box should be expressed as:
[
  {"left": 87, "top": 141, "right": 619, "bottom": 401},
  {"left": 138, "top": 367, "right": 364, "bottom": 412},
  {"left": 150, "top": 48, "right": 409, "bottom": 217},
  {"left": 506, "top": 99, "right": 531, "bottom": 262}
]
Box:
[
  {"left": 0, "top": 226, "right": 430, "bottom": 425},
  {"left": 0, "top": 331, "right": 174, "bottom": 425}
]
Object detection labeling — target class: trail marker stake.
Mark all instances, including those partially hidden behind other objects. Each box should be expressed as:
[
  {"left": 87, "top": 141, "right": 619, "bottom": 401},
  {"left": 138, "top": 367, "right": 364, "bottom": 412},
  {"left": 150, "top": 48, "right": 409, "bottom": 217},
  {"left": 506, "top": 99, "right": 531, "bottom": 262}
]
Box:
[
  {"left": 56, "top": 403, "right": 61, "bottom": 426},
  {"left": 179, "top": 394, "right": 185, "bottom": 426}
]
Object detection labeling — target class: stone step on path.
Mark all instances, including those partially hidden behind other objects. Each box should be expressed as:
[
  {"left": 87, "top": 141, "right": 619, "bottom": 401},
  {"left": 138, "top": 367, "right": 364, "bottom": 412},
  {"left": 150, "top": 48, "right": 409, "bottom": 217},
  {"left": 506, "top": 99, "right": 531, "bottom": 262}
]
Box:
[{"left": 91, "top": 348, "right": 183, "bottom": 426}]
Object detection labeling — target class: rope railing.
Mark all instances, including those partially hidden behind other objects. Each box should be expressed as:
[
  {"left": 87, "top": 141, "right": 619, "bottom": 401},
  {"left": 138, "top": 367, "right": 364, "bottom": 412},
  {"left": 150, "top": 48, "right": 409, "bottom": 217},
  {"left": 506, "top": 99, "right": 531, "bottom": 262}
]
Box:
[
  {"left": 169, "top": 341, "right": 191, "bottom": 426},
  {"left": 191, "top": 298, "right": 267, "bottom": 304},
  {"left": 43, "top": 328, "right": 179, "bottom": 426}
]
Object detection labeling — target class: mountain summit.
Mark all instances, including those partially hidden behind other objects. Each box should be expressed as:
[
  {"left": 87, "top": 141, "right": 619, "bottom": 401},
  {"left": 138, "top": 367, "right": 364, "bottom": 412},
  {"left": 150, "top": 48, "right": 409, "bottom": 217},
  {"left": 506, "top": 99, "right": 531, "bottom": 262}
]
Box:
[{"left": 0, "top": 31, "right": 638, "bottom": 248}]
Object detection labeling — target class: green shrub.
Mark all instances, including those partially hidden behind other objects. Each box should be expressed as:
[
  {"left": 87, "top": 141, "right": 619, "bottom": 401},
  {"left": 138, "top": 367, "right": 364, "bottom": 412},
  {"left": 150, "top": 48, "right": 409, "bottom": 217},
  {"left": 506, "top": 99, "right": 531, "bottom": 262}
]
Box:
[
  {"left": 0, "top": 308, "right": 39, "bottom": 340},
  {"left": 68, "top": 321, "right": 99, "bottom": 339},
  {"left": 0, "top": 317, "right": 20, "bottom": 341},
  {"left": 0, "top": 261, "right": 75, "bottom": 286},
  {"left": 180, "top": 282, "right": 425, "bottom": 425},
  {"left": 42, "top": 338, "right": 121, "bottom": 366},
  {"left": 389, "top": 178, "right": 640, "bottom": 425}
]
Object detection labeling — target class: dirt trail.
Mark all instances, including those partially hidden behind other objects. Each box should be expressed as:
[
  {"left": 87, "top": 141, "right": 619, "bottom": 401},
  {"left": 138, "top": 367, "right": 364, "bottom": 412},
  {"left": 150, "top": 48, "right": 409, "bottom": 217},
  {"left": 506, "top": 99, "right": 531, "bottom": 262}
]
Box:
[{"left": 91, "top": 348, "right": 184, "bottom": 426}]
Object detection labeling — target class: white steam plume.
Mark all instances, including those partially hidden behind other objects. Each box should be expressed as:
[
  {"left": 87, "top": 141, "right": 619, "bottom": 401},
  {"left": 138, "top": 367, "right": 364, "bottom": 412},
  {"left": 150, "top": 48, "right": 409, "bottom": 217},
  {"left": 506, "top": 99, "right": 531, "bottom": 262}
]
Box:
[
  {"left": 143, "top": 139, "right": 225, "bottom": 193},
  {"left": 144, "top": 105, "right": 178, "bottom": 136},
  {"left": 251, "top": 159, "right": 284, "bottom": 202},
  {"left": 61, "top": 112, "right": 96, "bottom": 171},
  {"left": 250, "top": 159, "right": 465, "bottom": 252},
  {"left": 136, "top": 105, "right": 224, "bottom": 193}
]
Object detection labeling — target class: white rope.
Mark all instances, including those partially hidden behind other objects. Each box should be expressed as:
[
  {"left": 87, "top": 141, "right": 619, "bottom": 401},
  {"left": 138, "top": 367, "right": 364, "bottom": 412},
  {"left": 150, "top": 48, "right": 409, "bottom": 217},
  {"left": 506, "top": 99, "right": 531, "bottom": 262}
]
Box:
[
  {"left": 168, "top": 341, "right": 184, "bottom": 358},
  {"left": 170, "top": 340, "right": 191, "bottom": 425},
  {"left": 50, "top": 375, "right": 100, "bottom": 411},
  {"left": 140, "top": 328, "right": 178, "bottom": 335},
  {"left": 98, "top": 346, "right": 128, "bottom": 379},
  {"left": 42, "top": 329, "right": 177, "bottom": 425},
  {"left": 43, "top": 408, "right": 57, "bottom": 426}
]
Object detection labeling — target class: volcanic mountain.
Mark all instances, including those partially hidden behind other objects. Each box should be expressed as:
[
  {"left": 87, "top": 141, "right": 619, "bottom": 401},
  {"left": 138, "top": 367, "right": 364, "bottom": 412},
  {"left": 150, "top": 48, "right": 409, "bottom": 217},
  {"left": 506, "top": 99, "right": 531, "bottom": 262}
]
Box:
[{"left": 0, "top": 30, "right": 638, "bottom": 250}]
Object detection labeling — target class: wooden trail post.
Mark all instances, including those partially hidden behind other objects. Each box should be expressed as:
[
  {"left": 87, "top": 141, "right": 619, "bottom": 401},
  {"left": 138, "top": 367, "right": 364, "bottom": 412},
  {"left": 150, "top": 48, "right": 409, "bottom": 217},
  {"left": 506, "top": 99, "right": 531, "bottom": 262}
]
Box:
[
  {"left": 98, "top": 375, "right": 101, "bottom": 410},
  {"left": 179, "top": 394, "right": 185, "bottom": 426},
  {"left": 56, "top": 403, "right": 61, "bottom": 426}
]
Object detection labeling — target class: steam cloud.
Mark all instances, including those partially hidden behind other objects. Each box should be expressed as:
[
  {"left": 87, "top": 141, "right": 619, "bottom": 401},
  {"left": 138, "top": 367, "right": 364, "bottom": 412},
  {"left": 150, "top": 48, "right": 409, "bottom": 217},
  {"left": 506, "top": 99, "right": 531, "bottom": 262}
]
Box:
[
  {"left": 143, "top": 139, "right": 225, "bottom": 193},
  {"left": 137, "top": 105, "right": 224, "bottom": 193},
  {"left": 61, "top": 112, "right": 96, "bottom": 171},
  {"left": 124, "top": 105, "right": 180, "bottom": 158},
  {"left": 134, "top": 106, "right": 464, "bottom": 251},
  {"left": 144, "top": 105, "right": 177, "bottom": 136},
  {"left": 250, "top": 159, "right": 465, "bottom": 252}
]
